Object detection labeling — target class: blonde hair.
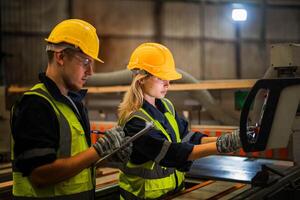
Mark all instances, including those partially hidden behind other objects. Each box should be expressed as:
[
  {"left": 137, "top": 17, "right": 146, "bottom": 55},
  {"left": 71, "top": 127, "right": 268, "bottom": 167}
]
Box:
[{"left": 118, "top": 74, "right": 148, "bottom": 125}]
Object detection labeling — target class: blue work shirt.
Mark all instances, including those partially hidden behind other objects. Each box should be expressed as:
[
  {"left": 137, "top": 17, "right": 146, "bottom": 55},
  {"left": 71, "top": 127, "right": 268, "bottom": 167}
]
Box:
[{"left": 123, "top": 99, "right": 207, "bottom": 171}]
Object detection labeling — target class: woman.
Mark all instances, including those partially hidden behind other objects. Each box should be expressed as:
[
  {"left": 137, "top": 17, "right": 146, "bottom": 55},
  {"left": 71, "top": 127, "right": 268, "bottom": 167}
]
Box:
[{"left": 118, "top": 43, "right": 241, "bottom": 200}]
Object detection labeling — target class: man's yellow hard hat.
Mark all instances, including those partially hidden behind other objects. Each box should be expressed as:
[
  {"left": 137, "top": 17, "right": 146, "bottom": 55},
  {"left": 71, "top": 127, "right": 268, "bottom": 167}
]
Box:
[
  {"left": 127, "top": 43, "right": 182, "bottom": 80},
  {"left": 45, "top": 19, "right": 103, "bottom": 63}
]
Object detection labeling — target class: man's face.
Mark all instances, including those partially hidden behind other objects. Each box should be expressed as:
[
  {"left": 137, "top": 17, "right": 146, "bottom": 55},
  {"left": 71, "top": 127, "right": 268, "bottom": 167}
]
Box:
[{"left": 60, "top": 50, "right": 94, "bottom": 91}]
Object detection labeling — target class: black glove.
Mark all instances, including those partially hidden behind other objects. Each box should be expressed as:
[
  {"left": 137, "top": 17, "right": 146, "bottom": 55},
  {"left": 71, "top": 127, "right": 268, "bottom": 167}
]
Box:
[
  {"left": 216, "top": 129, "right": 241, "bottom": 153},
  {"left": 93, "top": 126, "right": 131, "bottom": 161}
]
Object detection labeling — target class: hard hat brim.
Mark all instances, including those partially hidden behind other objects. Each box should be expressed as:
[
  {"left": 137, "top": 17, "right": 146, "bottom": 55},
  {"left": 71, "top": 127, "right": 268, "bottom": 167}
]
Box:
[
  {"left": 154, "top": 70, "right": 182, "bottom": 81},
  {"left": 94, "top": 57, "right": 104, "bottom": 63}
]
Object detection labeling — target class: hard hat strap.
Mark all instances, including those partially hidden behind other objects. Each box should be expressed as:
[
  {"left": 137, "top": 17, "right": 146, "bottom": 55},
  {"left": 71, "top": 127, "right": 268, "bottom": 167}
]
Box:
[
  {"left": 131, "top": 69, "right": 150, "bottom": 76},
  {"left": 46, "top": 43, "right": 80, "bottom": 53}
]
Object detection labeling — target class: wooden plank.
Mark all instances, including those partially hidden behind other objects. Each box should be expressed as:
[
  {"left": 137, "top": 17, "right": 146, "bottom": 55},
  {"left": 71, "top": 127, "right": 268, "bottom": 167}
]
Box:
[
  {"left": 166, "top": 180, "right": 215, "bottom": 200},
  {"left": 168, "top": 79, "right": 256, "bottom": 91},
  {"left": 8, "top": 79, "right": 257, "bottom": 94},
  {"left": 219, "top": 184, "right": 251, "bottom": 200},
  {"left": 0, "top": 180, "right": 12, "bottom": 189},
  {"left": 87, "top": 85, "right": 129, "bottom": 94},
  {"left": 206, "top": 183, "right": 246, "bottom": 200},
  {"left": 7, "top": 86, "right": 29, "bottom": 93},
  {"left": 0, "top": 168, "right": 12, "bottom": 175},
  {"left": 173, "top": 181, "right": 239, "bottom": 200},
  {"left": 96, "top": 167, "right": 119, "bottom": 176},
  {"left": 192, "top": 125, "right": 238, "bottom": 132},
  {"left": 0, "top": 163, "right": 11, "bottom": 170},
  {"left": 95, "top": 173, "right": 119, "bottom": 188}
]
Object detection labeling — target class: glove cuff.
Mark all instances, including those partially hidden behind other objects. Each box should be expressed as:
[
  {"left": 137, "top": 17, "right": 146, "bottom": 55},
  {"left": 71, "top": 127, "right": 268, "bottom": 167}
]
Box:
[
  {"left": 216, "top": 136, "right": 225, "bottom": 153},
  {"left": 93, "top": 142, "right": 104, "bottom": 157}
]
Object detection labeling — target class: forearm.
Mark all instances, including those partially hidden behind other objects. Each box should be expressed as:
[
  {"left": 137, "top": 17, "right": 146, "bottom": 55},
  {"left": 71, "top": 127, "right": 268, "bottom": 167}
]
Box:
[
  {"left": 187, "top": 142, "right": 218, "bottom": 160},
  {"left": 201, "top": 136, "right": 217, "bottom": 144},
  {"left": 30, "top": 147, "right": 99, "bottom": 187}
]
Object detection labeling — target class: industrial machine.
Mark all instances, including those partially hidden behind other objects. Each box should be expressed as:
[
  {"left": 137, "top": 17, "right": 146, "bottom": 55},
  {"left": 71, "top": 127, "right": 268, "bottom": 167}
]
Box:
[
  {"left": 187, "top": 43, "right": 300, "bottom": 199},
  {"left": 240, "top": 43, "right": 300, "bottom": 163},
  {"left": 237, "top": 43, "right": 300, "bottom": 199}
]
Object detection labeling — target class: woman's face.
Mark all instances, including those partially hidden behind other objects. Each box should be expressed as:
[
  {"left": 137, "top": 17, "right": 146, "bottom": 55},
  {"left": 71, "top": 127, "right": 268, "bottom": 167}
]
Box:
[{"left": 141, "top": 75, "right": 170, "bottom": 100}]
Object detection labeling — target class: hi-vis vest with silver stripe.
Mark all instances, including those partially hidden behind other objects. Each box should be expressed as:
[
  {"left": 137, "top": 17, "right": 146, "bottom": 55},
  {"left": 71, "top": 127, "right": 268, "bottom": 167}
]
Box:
[
  {"left": 119, "top": 98, "right": 185, "bottom": 200},
  {"left": 11, "top": 83, "right": 93, "bottom": 199}
]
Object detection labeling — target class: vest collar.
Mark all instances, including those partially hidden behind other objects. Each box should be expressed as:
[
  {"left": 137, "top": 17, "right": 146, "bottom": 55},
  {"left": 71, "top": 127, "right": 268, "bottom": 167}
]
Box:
[
  {"left": 38, "top": 72, "right": 87, "bottom": 103},
  {"left": 142, "top": 99, "right": 168, "bottom": 124}
]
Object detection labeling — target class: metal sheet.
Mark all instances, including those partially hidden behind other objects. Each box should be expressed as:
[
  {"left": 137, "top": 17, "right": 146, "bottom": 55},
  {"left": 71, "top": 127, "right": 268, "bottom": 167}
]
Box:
[{"left": 186, "top": 155, "right": 293, "bottom": 183}]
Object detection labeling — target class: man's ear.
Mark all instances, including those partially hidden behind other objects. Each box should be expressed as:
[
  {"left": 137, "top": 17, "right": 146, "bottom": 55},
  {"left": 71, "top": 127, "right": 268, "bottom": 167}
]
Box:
[{"left": 54, "top": 52, "right": 64, "bottom": 66}]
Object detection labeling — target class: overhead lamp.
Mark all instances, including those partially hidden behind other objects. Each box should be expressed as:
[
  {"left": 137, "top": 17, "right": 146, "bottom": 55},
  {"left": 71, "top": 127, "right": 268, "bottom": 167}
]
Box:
[{"left": 232, "top": 8, "right": 247, "bottom": 21}]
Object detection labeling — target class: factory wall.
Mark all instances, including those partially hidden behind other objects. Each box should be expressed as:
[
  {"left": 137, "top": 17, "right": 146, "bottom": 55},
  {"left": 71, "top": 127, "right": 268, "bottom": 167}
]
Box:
[{"left": 1, "top": 0, "right": 300, "bottom": 124}]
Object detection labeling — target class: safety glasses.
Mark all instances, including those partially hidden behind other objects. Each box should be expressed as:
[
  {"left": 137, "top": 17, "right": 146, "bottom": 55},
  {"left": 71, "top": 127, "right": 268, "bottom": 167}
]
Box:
[{"left": 73, "top": 53, "right": 94, "bottom": 69}]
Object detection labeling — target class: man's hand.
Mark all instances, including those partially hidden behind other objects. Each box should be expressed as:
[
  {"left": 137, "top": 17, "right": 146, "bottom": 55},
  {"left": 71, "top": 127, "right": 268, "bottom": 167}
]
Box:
[
  {"left": 93, "top": 126, "right": 131, "bottom": 163},
  {"left": 106, "top": 136, "right": 132, "bottom": 165}
]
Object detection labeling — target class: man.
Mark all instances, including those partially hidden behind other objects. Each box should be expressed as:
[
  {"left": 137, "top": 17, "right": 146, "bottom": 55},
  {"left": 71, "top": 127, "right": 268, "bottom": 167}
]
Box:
[{"left": 10, "top": 19, "right": 129, "bottom": 199}]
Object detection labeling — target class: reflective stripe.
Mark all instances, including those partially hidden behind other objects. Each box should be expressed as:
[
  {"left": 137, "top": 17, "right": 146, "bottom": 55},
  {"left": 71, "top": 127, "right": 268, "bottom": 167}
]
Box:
[
  {"left": 181, "top": 132, "right": 195, "bottom": 142},
  {"left": 120, "top": 188, "right": 143, "bottom": 200},
  {"left": 164, "top": 112, "right": 180, "bottom": 143},
  {"left": 128, "top": 110, "right": 152, "bottom": 125},
  {"left": 154, "top": 140, "right": 171, "bottom": 163},
  {"left": 139, "top": 108, "right": 172, "bottom": 142},
  {"left": 12, "top": 189, "right": 94, "bottom": 200},
  {"left": 28, "top": 88, "right": 72, "bottom": 157},
  {"left": 161, "top": 98, "right": 175, "bottom": 116}
]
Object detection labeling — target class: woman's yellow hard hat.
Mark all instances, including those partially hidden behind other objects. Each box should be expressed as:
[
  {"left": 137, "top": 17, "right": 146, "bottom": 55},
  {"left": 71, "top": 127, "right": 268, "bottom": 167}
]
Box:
[{"left": 127, "top": 43, "right": 182, "bottom": 80}]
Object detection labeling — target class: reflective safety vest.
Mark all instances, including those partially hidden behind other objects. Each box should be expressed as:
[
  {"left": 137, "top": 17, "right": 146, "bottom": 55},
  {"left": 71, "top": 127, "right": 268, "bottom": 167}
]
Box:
[
  {"left": 11, "top": 83, "right": 94, "bottom": 199},
  {"left": 119, "top": 98, "right": 185, "bottom": 200}
]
